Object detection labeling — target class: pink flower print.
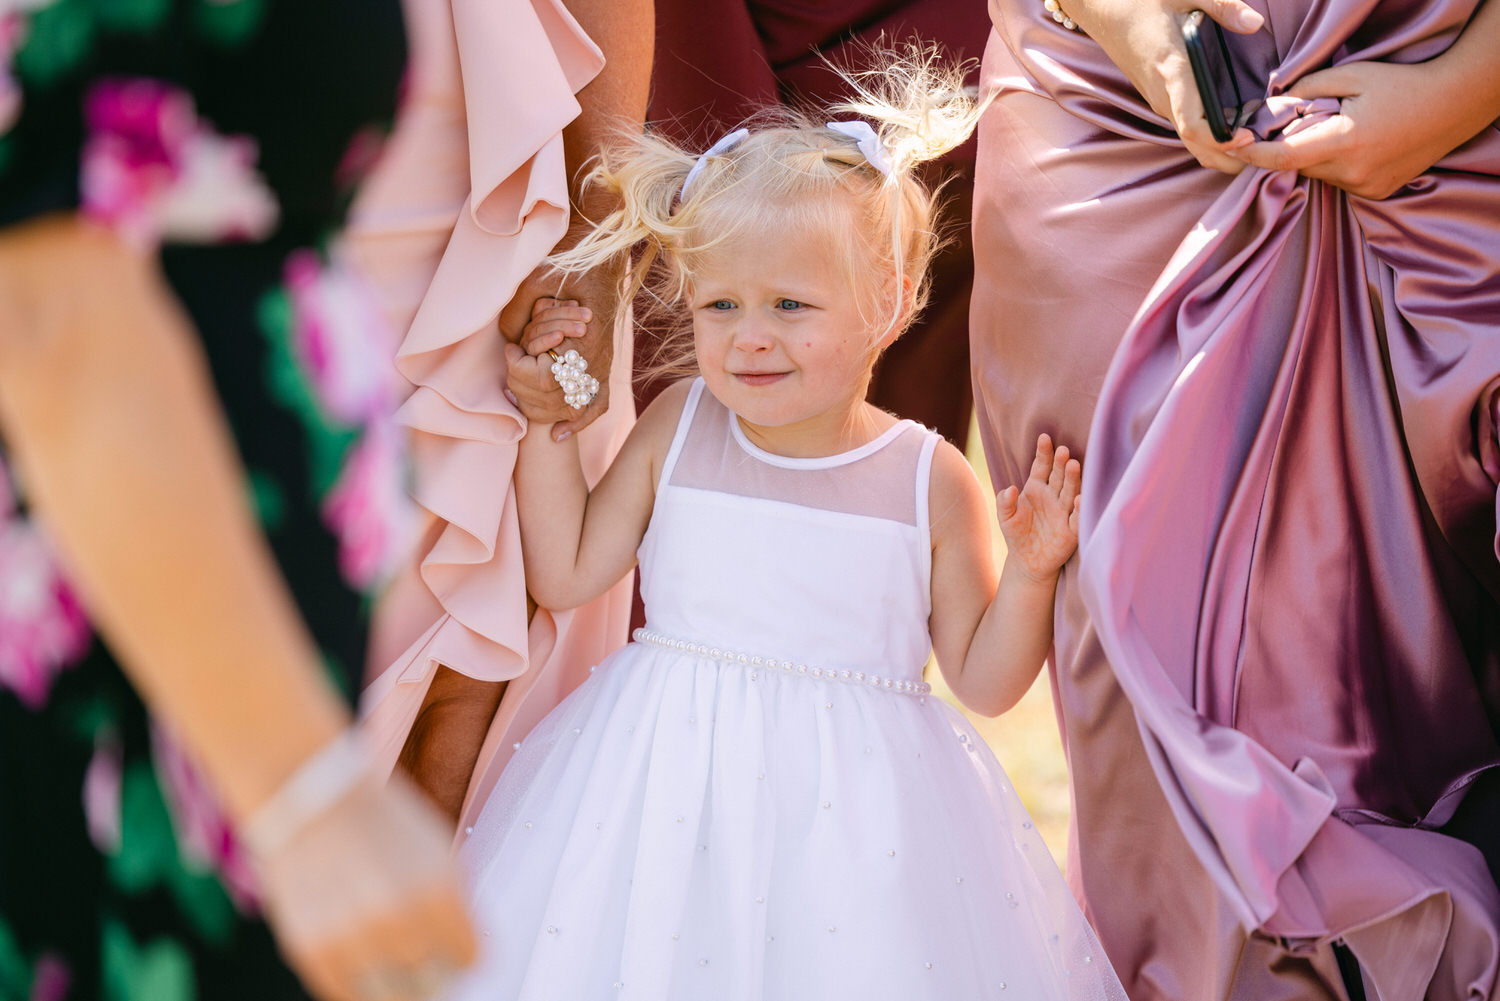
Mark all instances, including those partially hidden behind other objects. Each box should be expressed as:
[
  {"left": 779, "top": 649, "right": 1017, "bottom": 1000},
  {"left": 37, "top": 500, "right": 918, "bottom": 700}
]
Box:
[
  {"left": 284, "top": 249, "right": 401, "bottom": 426},
  {"left": 82, "top": 729, "right": 123, "bottom": 855},
  {"left": 322, "top": 420, "right": 418, "bottom": 591},
  {"left": 0, "top": 517, "right": 90, "bottom": 710},
  {"left": 1, "top": 15, "right": 24, "bottom": 136},
  {"left": 0, "top": 455, "right": 15, "bottom": 518},
  {"left": 80, "top": 78, "right": 277, "bottom": 248},
  {"left": 150, "top": 723, "right": 260, "bottom": 912},
  {"left": 0, "top": 0, "right": 55, "bottom": 135},
  {"left": 28, "top": 952, "right": 71, "bottom": 1001},
  {"left": 333, "top": 124, "right": 388, "bottom": 193}
]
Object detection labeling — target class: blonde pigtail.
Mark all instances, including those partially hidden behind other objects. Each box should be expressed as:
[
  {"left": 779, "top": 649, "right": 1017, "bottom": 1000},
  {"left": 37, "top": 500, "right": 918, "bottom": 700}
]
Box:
[
  {"left": 549, "top": 136, "right": 694, "bottom": 291},
  {"left": 831, "top": 42, "right": 988, "bottom": 178},
  {"left": 535, "top": 44, "right": 988, "bottom": 388}
]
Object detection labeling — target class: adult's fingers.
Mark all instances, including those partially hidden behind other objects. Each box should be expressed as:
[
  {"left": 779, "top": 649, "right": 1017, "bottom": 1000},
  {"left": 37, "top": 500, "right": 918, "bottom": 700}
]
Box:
[
  {"left": 550, "top": 382, "right": 611, "bottom": 439},
  {"left": 1161, "top": 47, "right": 1250, "bottom": 173},
  {"left": 1227, "top": 115, "right": 1348, "bottom": 173},
  {"left": 1286, "top": 63, "right": 1364, "bottom": 101},
  {"left": 1201, "top": 0, "right": 1264, "bottom": 33},
  {"left": 281, "top": 924, "right": 366, "bottom": 1001}
]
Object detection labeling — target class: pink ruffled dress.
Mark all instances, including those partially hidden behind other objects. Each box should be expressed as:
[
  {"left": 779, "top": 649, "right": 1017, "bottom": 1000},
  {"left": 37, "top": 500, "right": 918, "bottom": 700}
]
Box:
[{"left": 349, "top": 0, "right": 636, "bottom": 834}]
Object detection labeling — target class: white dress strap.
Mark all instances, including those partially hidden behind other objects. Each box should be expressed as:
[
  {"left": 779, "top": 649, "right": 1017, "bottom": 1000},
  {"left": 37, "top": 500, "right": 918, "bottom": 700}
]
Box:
[
  {"left": 656, "top": 377, "right": 706, "bottom": 490},
  {"left": 915, "top": 430, "right": 942, "bottom": 605}
]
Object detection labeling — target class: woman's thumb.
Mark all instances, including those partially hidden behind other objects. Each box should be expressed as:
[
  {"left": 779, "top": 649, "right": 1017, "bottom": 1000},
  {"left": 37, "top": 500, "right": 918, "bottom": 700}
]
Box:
[
  {"left": 1206, "top": 0, "right": 1264, "bottom": 33},
  {"left": 1286, "top": 64, "right": 1359, "bottom": 100}
]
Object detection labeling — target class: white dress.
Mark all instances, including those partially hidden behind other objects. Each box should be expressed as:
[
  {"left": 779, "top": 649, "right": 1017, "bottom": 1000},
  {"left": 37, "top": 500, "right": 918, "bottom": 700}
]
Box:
[{"left": 450, "top": 380, "right": 1126, "bottom": 1001}]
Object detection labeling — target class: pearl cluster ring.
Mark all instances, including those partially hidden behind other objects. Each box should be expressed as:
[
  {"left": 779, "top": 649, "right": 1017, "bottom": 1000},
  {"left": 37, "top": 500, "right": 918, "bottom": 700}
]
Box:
[{"left": 548, "top": 348, "right": 600, "bottom": 410}]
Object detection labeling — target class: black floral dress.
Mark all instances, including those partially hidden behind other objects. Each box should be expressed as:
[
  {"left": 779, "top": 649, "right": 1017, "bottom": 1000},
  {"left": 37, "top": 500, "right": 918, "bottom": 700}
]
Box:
[{"left": 0, "top": 2, "right": 410, "bottom": 998}]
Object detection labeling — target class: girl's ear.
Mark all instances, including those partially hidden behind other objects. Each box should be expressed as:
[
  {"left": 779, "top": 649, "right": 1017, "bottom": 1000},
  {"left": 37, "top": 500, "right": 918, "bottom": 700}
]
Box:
[{"left": 876, "top": 274, "right": 917, "bottom": 350}]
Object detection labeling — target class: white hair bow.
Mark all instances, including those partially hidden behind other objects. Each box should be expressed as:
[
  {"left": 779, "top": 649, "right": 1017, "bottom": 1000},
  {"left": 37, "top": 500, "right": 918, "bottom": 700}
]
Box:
[
  {"left": 825, "top": 120, "right": 893, "bottom": 178},
  {"left": 680, "top": 127, "right": 749, "bottom": 201}
]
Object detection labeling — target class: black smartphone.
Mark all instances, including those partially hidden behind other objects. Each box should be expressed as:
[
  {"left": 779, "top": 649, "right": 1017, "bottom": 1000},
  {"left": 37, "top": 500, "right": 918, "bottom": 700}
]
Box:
[{"left": 1182, "top": 9, "right": 1247, "bottom": 143}]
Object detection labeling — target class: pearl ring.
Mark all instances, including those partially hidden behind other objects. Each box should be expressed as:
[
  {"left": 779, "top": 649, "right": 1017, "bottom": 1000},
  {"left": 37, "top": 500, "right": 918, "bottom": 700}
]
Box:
[{"left": 547, "top": 348, "right": 599, "bottom": 411}]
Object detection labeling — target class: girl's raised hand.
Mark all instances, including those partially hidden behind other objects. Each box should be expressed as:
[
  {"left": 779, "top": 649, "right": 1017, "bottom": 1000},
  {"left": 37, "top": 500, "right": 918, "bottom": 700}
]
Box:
[{"left": 996, "top": 434, "right": 1082, "bottom": 582}]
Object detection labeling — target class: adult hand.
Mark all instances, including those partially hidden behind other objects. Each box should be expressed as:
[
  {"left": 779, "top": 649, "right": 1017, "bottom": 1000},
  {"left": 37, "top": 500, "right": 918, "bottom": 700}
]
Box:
[
  {"left": 503, "top": 297, "right": 599, "bottom": 440},
  {"left": 497, "top": 229, "right": 626, "bottom": 438},
  {"left": 1066, "top": 0, "right": 1264, "bottom": 172},
  {"left": 1226, "top": 59, "right": 1492, "bottom": 199},
  {"left": 254, "top": 769, "right": 476, "bottom": 1001}
]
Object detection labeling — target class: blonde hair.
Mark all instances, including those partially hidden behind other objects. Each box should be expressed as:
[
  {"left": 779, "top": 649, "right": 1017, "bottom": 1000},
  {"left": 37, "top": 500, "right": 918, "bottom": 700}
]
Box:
[{"left": 552, "top": 44, "right": 990, "bottom": 380}]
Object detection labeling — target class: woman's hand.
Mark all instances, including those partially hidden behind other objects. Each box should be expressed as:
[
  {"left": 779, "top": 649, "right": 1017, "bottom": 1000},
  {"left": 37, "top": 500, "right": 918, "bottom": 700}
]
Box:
[
  {"left": 1065, "top": 0, "right": 1263, "bottom": 171},
  {"left": 497, "top": 237, "right": 625, "bottom": 438},
  {"left": 254, "top": 770, "right": 476, "bottom": 1001},
  {"left": 503, "top": 297, "right": 595, "bottom": 440},
  {"left": 1227, "top": 58, "right": 1498, "bottom": 199},
  {"left": 0, "top": 215, "right": 479, "bottom": 1001},
  {"left": 996, "top": 434, "right": 1082, "bottom": 582}
]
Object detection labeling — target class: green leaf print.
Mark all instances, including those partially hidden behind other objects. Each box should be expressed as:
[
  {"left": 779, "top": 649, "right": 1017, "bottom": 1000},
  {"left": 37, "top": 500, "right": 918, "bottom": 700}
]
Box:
[
  {"left": 193, "top": 0, "right": 268, "bottom": 46},
  {"left": 13, "top": 0, "right": 96, "bottom": 89},
  {"left": 0, "top": 915, "right": 29, "bottom": 1001},
  {"left": 107, "top": 762, "right": 236, "bottom": 944},
  {"left": 247, "top": 467, "right": 288, "bottom": 532},
  {"left": 257, "top": 286, "right": 360, "bottom": 499},
  {"left": 94, "top": 0, "right": 172, "bottom": 34},
  {"left": 101, "top": 920, "right": 195, "bottom": 1001}
]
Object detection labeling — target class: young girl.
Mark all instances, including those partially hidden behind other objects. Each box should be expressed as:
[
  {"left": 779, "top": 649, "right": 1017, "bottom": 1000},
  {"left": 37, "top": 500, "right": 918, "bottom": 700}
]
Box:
[{"left": 447, "top": 55, "right": 1126, "bottom": 1001}]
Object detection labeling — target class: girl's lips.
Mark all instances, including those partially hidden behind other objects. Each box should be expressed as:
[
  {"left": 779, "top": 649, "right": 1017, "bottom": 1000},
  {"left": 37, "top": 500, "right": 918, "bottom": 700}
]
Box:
[{"left": 734, "top": 372, "right": 789, "bottom": 387}]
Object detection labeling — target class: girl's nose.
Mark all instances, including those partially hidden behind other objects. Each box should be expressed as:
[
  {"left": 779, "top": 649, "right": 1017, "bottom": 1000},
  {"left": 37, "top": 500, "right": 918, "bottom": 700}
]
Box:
[{"left": 731, "top": 315, "right": 774, "bottom": 351}]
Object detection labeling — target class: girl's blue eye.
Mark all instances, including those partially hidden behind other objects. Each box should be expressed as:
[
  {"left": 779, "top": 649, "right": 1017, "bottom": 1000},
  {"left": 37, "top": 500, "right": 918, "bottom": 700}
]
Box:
[
  {"left": 777, "top": 299, "right": 804, "bottom": 311},
  {"left": 710, "top": 300, "right": 734, "bottom": 310}
]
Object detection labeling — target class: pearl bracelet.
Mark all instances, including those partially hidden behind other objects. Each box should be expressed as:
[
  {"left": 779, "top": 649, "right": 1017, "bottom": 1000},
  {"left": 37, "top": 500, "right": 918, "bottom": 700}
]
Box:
[
  {"left": 547, "top": 348, "right": 600, "bottom": 411},
  {"left": 1043, "top": 0, "right": 1078, "bottom": 29},
  {"left": 240, "top": 729, "right": 375, "bottom": 861}
]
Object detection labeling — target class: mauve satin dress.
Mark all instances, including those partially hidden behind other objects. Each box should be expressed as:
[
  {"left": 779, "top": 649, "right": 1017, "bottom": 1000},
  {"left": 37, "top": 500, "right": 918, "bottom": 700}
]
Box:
[{"left": 971, "top": 0, "right": 1500, "bottom": 998}]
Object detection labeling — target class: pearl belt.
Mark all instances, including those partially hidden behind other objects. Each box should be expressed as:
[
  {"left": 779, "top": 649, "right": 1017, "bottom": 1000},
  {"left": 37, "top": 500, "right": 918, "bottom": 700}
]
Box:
[{"left": 631, "top": 628, "right": 932, "bottom": 698}]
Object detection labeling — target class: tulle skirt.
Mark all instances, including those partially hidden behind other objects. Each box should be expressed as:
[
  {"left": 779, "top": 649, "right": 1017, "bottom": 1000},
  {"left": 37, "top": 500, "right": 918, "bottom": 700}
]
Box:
[{"left": 447, "top": 640, "right": 1126, "bottom": 1001}]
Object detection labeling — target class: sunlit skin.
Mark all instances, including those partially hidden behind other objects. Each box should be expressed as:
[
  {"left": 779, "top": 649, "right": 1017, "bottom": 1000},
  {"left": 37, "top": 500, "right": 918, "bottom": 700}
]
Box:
[
  {"left": 686, "top": 217, "right": 896, "bottom": 458},
  {"left": 503, "top": 195, "right": 1085, "bottom": 718}
]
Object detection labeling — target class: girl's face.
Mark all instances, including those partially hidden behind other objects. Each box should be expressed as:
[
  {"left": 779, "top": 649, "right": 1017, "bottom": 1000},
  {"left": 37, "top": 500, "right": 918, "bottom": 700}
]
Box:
[{"left": 687, "top": 213, "right": 886, "bottom": 454}]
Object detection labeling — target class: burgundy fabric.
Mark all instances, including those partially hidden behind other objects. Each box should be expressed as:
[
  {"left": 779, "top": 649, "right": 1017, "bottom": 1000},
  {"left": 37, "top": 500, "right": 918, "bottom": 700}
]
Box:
[
  {"left": 642, "top": 0, "right": 991, "bottom": 445},
  {"left": 971, "top": 0, "right": 1500, "bottom": 998}
]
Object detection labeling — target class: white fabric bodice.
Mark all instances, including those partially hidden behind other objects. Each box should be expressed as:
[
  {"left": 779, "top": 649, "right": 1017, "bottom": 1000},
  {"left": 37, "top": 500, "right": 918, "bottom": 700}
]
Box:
[{"left": 638, "top": 379, "right": 940, "bottom": 682}]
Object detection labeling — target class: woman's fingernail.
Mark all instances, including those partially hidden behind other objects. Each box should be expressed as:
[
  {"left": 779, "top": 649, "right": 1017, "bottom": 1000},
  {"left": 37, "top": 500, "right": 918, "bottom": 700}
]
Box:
[
  {"left": 504, "top": 389, "right": 518, "bottom": 406},
  {"left": 1234, "top": 7, "right": 1264, "bottom": 30},
  {"left": 555, "top": 430, "right": 572, "bottom": 442}
]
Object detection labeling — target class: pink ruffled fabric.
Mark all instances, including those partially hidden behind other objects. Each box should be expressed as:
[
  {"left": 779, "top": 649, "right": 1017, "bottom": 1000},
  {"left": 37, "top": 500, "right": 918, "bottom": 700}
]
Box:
[{"left": 349, "top": 0, "right": 636, "bottom": 834}]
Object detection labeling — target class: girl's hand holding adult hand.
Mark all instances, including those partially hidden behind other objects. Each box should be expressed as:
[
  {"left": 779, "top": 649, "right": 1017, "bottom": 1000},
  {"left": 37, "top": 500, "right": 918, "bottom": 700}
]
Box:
[
  {"left": 254, "top": 769, "right": 476, "bottom": 1001},
  {"left": 1226, "top": 59, "right": 1492, "bottom": 199},
  {"left": 497, "top": 231, "right": 626, "bottom": 438},
  {"left": 1065, "top": 0, "right": 1263, "bottom": 172},
  {"left": 504, "top": 298, "right": 591, "bottom": 440},
  {"left": 996, "top": 434, "right": 1082, "bottom": 583}
]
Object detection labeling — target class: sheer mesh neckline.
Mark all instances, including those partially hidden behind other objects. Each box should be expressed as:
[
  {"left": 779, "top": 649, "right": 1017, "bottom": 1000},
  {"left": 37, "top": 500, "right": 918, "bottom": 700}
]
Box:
[{"left": 728, "top": 410, "right": 918, "bottom": 470}]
